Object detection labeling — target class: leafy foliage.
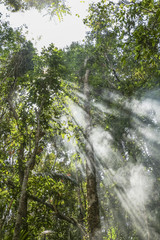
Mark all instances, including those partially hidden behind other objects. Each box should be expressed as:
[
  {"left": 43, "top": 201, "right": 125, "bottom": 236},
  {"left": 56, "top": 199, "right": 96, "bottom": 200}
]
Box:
[
  {"left": 0, "top": 1, "right": 160, "bottom": 239},
  {"left": 2, "top": 0, "right": 70, "bottom": 19}
]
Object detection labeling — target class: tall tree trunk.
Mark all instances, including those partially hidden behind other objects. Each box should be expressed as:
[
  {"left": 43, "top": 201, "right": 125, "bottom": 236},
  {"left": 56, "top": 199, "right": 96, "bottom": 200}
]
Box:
[
  {"left": 83, "top": 60, "right": 102, "bottom": 240},
  {"left": 17, "top": 142, "right": 28, "bottom": 233},
  {"left": 12, "top": 168, "right": 30, "bottom": 240},
  {"left": 7, "top": 95, "right": 28, "bottom": 238},
  {"left": 12, "top": 110, "right": 41, "bottom": 240}
]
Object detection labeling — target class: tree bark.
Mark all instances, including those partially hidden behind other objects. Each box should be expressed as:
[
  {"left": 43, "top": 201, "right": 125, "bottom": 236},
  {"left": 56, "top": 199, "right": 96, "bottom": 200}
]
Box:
[
  {"left": 12, "top": 109, "right": 41, "bottom": 240},
  {"left": 7, "top": 95, "right": 28, "bottom": 236},
  {"left": 83, "top": 60, "right": 102, "bottom": 240},
  {"left": 12, "top": 168, "right": 30, "bottom": 240}
]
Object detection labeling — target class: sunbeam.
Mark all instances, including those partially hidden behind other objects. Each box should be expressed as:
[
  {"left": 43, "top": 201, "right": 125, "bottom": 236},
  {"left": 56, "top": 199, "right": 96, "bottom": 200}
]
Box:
[{"left": 62, "top": 85, "right": 160, "bottom": 239}]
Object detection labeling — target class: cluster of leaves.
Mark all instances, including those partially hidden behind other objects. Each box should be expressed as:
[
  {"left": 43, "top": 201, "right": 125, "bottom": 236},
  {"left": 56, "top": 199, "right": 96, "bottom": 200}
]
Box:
[
  {"left": 2, "top": 0, "right": 70, "bottom": 19},
  {"left": 83, "top": 0, "right": 160, "bottom": 95}
]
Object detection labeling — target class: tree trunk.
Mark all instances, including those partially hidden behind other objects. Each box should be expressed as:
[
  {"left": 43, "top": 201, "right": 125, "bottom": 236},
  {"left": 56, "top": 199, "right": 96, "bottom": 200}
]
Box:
[
  {"left": 12, "top": 110, "right": 41, "bottom": 240},
  {"left": 7, "top": 95, "right": 28, "bottom": 238},
  {"left": 12, "top": 169, "right": 30, "bottom": 240},
  {"left": 83, "top": 61, "right": 102, "bottom": 240}
]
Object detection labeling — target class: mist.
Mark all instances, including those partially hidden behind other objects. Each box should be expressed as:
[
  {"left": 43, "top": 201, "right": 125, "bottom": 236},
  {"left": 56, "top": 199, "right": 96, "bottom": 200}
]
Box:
[{"left": 63, "top": 87, "right": 160, "bottom": 239}]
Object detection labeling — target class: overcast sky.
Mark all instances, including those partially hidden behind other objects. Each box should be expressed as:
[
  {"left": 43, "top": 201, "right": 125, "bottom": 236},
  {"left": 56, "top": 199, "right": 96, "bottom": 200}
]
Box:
[{"left": 0, "top": 0, "right": 99, "bottom": 51}]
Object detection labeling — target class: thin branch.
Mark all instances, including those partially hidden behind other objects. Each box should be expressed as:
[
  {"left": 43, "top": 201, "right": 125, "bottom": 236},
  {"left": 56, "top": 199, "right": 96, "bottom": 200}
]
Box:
[
  {"left": 7, "top": 179, "right": 83, "bottom": 235},
  {"left": 35, "top": 172, "right": 78, "bottom": 186},
  {"left": 28, "top": 194, "right": 86, "bottom": 236},
  {"left": 104, "top": 53, "right": 121, "bottom": 82},
  {"left": 139, "top": 5, "right": 156, "bottom": 14}
]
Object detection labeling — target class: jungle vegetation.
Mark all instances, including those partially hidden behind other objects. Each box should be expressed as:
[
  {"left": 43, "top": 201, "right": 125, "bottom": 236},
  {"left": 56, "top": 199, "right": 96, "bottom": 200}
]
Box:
[{"left": 0, "top": 0, "right": 160, "bottom": 239}]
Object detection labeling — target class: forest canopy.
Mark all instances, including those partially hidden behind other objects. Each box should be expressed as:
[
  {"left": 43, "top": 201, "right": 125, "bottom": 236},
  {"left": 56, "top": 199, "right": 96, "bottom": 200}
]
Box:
[
  {"left": 1, "top": 0, "right": 69, "bottom": 16},
  {"left": 0, "top": 0, "right": 160, "bottom": 240}
]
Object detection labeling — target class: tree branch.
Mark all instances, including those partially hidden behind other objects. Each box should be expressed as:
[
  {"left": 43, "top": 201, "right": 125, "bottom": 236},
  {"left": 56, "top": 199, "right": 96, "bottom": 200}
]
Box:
[
  {"left": 28, "top": 194, "right": 86, "bottom": 236},
  {"left": 7, "top": 177, "right": 86, "bottom": 237},
  {"left": 104, "top": 53, "right": 121, "bottom": 82}
]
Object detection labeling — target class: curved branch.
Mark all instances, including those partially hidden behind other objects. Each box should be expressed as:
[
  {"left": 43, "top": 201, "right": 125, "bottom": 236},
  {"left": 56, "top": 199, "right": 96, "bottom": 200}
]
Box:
[
  {"left": 35, "top": 172, "right": 78, "bottom": 186},
  {"left": 28, "top": 194, "right": 86, "bottom": 236}
]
